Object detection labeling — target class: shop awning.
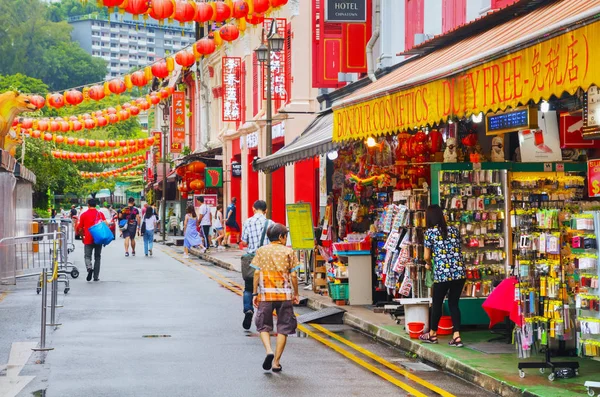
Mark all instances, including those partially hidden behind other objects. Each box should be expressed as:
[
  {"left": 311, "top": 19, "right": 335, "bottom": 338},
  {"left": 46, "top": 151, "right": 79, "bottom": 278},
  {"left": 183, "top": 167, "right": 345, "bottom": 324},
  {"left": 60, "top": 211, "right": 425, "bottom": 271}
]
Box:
[
  {"left": 333, "top": 0, "right": 600, "bottom": 142},
  {"left": 253, "top": 111, "right": 337, "bottom": 172}
]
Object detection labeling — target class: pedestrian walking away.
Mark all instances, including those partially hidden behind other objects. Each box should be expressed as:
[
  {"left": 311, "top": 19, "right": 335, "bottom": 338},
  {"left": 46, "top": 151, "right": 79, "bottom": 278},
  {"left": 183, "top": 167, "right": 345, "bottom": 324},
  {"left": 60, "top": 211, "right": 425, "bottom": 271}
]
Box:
[
  {"left": 225, "top": 197, "right": 240, "bottom": 246},
  {"left": 252, "top": 223, "right": 300, "bottom": 372},
  {"left": 197, "top": 196, "right": 212, "bottom": 250},
  {"left": 213, "top": 205, "right": 225, "bottom": 249},
  {"left": 240, "top": 200, "right": 273, "bottom": 330},
  {"left": 76, "top": 198, "right": 110, "bottom": 281},
  {"left": 120, "top": 197, "right": 141, "bottom": 257},
  {"left": 183, "top": 205, "right": 205, "bottom": 258},
  {"left": 419, "top": 204, "right": 467, "bottom": 347},
  {"left": 142, "top": 207, "right": 158, "bottom": 256}
]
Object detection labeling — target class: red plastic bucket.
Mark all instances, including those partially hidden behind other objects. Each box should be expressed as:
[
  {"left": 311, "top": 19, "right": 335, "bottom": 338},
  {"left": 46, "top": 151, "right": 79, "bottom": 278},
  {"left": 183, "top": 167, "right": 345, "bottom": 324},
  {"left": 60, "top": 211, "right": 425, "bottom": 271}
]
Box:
[
  {"left": 438, "top": 316, "right": 453, "bottom": 335},
  {"left": 407, "top": 322, "right": 425, "bottom": 339}
]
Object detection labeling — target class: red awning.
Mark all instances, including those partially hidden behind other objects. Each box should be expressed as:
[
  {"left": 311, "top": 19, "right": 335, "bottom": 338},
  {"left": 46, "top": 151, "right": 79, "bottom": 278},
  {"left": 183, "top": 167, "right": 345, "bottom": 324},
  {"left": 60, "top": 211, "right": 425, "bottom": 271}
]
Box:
[{"left": 337, "top": 0, "right": 600, "bottom": 109}]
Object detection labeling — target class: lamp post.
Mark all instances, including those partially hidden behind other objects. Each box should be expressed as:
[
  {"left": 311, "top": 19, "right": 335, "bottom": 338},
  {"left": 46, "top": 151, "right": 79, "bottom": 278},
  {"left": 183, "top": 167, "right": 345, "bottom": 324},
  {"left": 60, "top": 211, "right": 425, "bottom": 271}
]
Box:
[
  {"left": 255, "top": 24, "right": 285, "bottom": 218},
  {"left": 161, "top": 122, "right": 168, "bottom": 242}
]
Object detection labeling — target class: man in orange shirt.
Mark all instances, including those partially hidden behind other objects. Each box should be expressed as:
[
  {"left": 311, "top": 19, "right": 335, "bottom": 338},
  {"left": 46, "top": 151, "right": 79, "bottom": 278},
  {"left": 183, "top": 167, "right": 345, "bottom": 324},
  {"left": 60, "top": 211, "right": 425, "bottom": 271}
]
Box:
[
  {"left": 252, "top": 223, "right": 300, "bottom": 373},
  {"left": 77, "top": 199, "right": 109, "bottom": 282}
]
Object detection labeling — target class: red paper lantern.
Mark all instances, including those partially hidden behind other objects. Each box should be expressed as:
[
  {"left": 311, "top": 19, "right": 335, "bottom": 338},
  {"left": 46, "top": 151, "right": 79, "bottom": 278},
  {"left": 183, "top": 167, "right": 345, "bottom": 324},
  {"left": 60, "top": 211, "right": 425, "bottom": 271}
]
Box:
[
  {"left": 37, "top": 120, "right": 48, "bottom": 132},
  {"left": 270, "top": 0, "right": 288, "bottom": 7},
  {"left": 98, "top": 140, "right": 106, "bottom": 147},
  {"left": 128, "top": 139, "right": 137, "bottom": 146},
  {"left": 138, "top": 100, "right": 150, "bottom": 110},
  {"left": 96, "top": 116, "right": 108, "bottom": 127},
  {"left": 414, "top": 130, "right": 427, "bottom": 142},
  {"left": 55, "top": 135, "right": 64, "bottom": 144},
  {"left": 131, "top": 71, "right": 147, "bottom": 87},
  {"left": 173, "top": 0, "right": 195, "bottom": 24},
  {"left": 186, "top": 161, "right": 206, "bottom": 174},
  {"left": 20, "top": 118, "right": 33, "bottom": 129},
  {"left": 30, "top": 95, "right": 46, "bottom": 109},
  {"left": 219, "top": 24, "right": 240, "bottom": 42},
  {"left": 31, "top": 130, "right": 41, "bottom": 138},
  {"left": 414, "top": 154, "right": 427, "bottom": 163},
  {"left": 160, "top": 88, "right": 170, "bottom": 99},
  {"left": 108, "top": 79, "right": 127, "bottom": 95},
  {"left": 119, "top": 140, "right": 127, "bottom": 147},
  {"left": 414, "top": 142, "right": 427, "bottom": 156},
  {"left": 175, "top": 51, "right": 196, "bottom": 67},
  {"left": 50, "top": 121, "right": 59, "bottom": 132},
  {"left": 60, "top": 121, "right": 70, "bottom": 132},
  {"left": 151, "top": 61, "right": 169, "bottom": 79},
  {"left": 84, "top": 119, "right": 96, "bottom": 129},
  {"left": 149, "top": 0, "right": 174, "bottom": 20},
  {"left": 67, "top": 137, "right": 75, "bottom": 145},
  {"left": 77, "top": 138, "right": 86, "bottom": 146},
  {"left": 232, "top": 0, "right": 248, "bottom": 18},
  {"left": 68, "top": 152, "right": 75, "bottom": 159},
  {"left": 195, "top": 38, "right": 216, "bottom": 55},
  {"left": 246, "top": 13, "right": 264, "bottom": 25},
  {"left": 194, "top": 1, "right": 213, "bottom": 22},
  {"left": 89, "top": 140, "right": 96, "bottom": 147},
  {"left": 149, "top": 94, "right": 161, "bottom": 105},
  {"left": 129, "top": 106, "right": 140, "bottom": 116},
  {"left": 252, "top": 0, "right": 269, "bottom": 13},
  {"left": 108, "top": 140, "right": 116, "bottom": 147},
  {"left": 88, "top": 85, "right": 106, "bottom": 101},
  {"left": 106, "top": 107, "right": 117, "bottom": 115},
  {"left": 119, "top": 110, "right": 130, "bottom": 121},
  {"left": 65, "top": 90, "right": 84, "bottom": 106},
  {"left": 103, "top": 0, "right": 124, "bottom": 7},
  {"left": 47, "top": 94, "right": 65, "bottom": 109},
  {"left": 213, "top": 1, "right": 231, "bottom": 21},
  {"left": 147, "top": 136, "right": 155, "bottom": 145},
  {"left": 108, "top": 114, "right": 119, "bottom": 124},
  {"left": 429, "top": 129, "right": 442, "bottom": 154},
  {"left": 123, "top": 0, "right": 149, "bottom": 16}
]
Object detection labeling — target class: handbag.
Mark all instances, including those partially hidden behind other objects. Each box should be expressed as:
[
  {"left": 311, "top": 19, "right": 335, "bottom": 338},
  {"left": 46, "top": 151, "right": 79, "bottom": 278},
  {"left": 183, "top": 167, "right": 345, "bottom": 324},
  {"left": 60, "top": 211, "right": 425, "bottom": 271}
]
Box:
[
  {"left": 119, "top": 219, "right": 127, "bottom": 231},
  {"left": 425, "top": 268, "right": 434, "bottom": 288},
  {"left": 241, "top": 220, "right": 269, "bottom": 281},
  {"left": 141, "top": 220, "right": 146, "bottom": 234},
  {"left": 89, "top": 212, "right": 114, "bottom": 246}
]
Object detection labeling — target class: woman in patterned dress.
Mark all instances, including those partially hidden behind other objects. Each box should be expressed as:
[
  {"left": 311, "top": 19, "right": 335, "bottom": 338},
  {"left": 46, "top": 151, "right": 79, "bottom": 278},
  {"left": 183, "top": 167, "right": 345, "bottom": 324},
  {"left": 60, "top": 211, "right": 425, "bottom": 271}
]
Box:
[{"left": 419, "top": 205, "right": 466, "bottom": 347}]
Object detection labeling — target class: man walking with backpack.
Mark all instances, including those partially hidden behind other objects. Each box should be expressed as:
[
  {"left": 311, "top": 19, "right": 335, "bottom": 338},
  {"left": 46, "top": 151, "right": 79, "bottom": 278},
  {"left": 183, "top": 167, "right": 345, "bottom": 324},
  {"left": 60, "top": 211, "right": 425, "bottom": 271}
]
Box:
[
  {"left": 119, "top": 197, "right": 141, "bottom": 257},
  {"left": 240, "top": 200, "right": 272, "bottom": 330}
]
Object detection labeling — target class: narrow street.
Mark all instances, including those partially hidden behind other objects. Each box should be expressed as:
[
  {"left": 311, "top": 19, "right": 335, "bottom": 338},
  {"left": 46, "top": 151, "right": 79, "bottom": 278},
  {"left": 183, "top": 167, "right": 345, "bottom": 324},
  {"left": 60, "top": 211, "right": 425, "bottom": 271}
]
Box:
[{"left": 2, "top": 240, "right": 496, "bottom": 397}]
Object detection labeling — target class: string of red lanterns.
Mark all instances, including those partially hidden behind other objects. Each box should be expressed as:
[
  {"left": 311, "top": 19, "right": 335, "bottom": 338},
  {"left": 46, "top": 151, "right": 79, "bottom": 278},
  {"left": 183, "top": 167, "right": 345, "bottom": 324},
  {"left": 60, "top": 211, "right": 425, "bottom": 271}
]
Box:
[
  {"left": 50, "top": 141, "right": 153, "bottom": 162},
  {"left": 72, "top": 154, "right": 145, "bottom": 164},
  {"left": 80, "top": 168, "right": 143, "bottom": 179},
  {"left": 34, "top": 134, "right": 155, "bottom": 148}
]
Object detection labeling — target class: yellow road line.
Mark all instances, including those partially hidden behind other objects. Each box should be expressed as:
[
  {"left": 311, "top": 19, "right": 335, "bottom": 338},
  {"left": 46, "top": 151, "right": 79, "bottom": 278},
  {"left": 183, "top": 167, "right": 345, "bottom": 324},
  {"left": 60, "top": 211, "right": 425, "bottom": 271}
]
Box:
[
  {"left": 161, "top": 248, "right": 435, "bottom": 396},
  {"left": 0, "top": 291, "right": 9, "bottom": 304},
  {"left": 301, "top": 324, "right": 428, "bottom": 397},
  {"left": 310, "top": 323, "right": 455, "bottom": 397}
]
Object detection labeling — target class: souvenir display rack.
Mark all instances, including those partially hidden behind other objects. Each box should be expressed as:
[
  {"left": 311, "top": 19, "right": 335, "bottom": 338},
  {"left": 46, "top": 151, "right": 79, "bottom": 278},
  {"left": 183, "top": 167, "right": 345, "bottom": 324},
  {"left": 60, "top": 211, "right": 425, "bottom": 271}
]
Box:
[{"left": 510, "top": 170, "right": 586, "bottom": 380}]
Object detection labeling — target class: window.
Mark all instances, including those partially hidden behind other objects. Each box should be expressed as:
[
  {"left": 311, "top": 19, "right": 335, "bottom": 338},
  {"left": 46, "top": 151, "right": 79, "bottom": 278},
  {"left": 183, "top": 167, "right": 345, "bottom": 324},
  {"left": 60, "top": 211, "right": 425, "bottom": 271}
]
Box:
[
  {"left": 92, "top": 51, "right": 99, "bottom": 56},
  {"left": 442, "top": 0, "right": 466, "bottom": 33},
  {"left": 164, "top": 40, "right": 171, "bottom": 45},
  {"left": 92, "top": 31, "right": 100, "bottom": 36},
  {"left": 148, "top": 38, "right": 154, "bottom": 43},
  {"left": 111, "top": 62, "right": 118, "bottom": 67},
  {"left": 111, "top": 33, "right": 117, "bottom": 38},
  {"left": 148, "top": 47, "right": 155, "bottom": 52},
  {"left": 405, "top": 0, "right": 424, "bottom": 50},
  {"left": 92, "top": 41, "right": 100, "bottom": 46}
]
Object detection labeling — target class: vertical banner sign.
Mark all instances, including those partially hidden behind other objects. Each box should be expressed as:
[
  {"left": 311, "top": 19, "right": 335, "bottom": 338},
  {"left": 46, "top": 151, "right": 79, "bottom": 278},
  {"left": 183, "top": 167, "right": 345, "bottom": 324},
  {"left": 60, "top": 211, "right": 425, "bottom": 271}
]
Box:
[
  {"left": 146, "top": 150, "right": 154, "bottom": 181},
  {"left": 222, "top": 57, "right": 242, "bottom": 122},
  {"left": 263, "top": 18, "right": 287, "bottom": 101},
  {"left": 171, "top": 91, "right": 185, "bottom": 153},
  {"left": 153, "top": 131, "right": 162, "bottom": 158},
  {"left": 588, "top": 159, "right": 600, "bottom": 197}
]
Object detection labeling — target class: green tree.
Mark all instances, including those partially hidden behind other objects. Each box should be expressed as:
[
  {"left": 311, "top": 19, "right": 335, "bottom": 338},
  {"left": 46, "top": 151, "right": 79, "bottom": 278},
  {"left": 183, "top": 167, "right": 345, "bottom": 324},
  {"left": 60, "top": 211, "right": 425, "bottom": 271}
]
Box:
[{"left": 0, "top": 73, "right": 49, "bottom": 94}]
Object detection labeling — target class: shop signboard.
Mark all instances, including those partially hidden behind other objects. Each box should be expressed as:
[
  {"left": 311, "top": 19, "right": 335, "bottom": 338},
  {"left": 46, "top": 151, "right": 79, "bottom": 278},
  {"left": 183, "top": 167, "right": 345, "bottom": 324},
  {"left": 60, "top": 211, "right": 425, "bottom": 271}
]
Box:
[
  {"left": 262, "top": 18, "right": 287, "bottom": 101},
  {"left": 485, "top": 107, "right": 537, "bottom": 135},
  {"left": 153, "top": 131, "right": 162, "bottom": 160},
  {"left": 231, "top": 162, "right": 242, "bottom": 177},
  {"left": 560, "top": 112, "right": 600, "bottom": 148},
  {"left": 325, "top": 0, "right": 366, "bottom": 22},
  {"left": 193, "top": 194, "right": 218, "bottom": 208},
  {"left": 205, "top": 167, "right": 223, "bottom": 188},
  {"left": 170, "top": 91, "right": 186, "bottom": 153},
  {"left": 518, "top": 111, "right": 562, "bottom": 163},
  {"left": 333, "top": 19, "right": 598, "bottom": 142},
  {"left": 146, "top": 150, "right": 154, "bottom": 181},
  {"left": 286, "top": 203, "right": 315, "bottom": 250},
  {"left": 222, "top": 57, "right": 242, "bottom": 122},
  {"left": 588, "top": 159, "right": 600, "bottom": 197}
]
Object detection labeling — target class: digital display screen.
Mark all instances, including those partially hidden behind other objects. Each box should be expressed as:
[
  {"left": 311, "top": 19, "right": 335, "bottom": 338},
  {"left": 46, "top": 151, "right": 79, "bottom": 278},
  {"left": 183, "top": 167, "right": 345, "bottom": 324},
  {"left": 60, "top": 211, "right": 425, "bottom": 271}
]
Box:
[{"left": 487, "top": 109, "right": 530, "bottom": 133}]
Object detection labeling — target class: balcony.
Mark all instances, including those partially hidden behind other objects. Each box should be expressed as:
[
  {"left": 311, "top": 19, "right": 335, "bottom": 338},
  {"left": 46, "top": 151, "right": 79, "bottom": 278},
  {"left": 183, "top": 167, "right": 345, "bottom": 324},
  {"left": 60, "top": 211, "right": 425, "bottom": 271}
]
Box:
[
  {"left": 91, "top": 44, "right": 101, "bottom": 50},
  {"left": 91, "top": 24, "right": 101, "bottom": 31},
  {"left": 110, "top": 27, "right": 119, "bottom": 33},
  {"left": 100, "top": 36, "right": 110, "bottom": 42},
  {"left": 119, "top": 38, "right": 129, "bottom": 44},
  {"left": 129, "top": 47, "right": 138, "bottom": 54}
]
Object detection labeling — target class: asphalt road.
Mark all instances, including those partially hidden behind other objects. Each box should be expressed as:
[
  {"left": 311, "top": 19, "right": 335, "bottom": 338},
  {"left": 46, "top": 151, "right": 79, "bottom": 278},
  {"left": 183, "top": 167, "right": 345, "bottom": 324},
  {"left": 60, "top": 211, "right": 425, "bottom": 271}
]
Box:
[{"left": 1, "top": 239, "right": 498, "bottom": 397}]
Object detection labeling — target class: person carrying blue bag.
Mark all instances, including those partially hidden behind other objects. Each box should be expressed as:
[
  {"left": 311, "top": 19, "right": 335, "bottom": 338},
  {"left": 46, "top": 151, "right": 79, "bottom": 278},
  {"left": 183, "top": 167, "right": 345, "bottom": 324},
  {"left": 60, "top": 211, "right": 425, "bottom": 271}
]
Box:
[{"left": 77, "top": 198, "right": 113, "bottom": 282}]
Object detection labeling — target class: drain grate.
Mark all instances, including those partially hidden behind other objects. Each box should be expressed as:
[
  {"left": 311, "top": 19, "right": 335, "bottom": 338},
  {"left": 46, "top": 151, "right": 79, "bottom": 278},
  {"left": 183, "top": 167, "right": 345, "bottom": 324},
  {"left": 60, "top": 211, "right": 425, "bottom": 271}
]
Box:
[{"left": 142, "top": 335, "right": 172, "bottom": 338}]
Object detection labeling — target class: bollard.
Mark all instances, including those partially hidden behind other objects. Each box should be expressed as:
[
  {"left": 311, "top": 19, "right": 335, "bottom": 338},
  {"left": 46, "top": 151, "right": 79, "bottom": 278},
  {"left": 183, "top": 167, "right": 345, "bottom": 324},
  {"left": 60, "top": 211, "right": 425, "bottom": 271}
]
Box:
[
  {"left": 32, "top": 269, "right": 54, "bottom": 351},
  {"left": 46, "top": 277, "right": 61, "bottom": 327}
]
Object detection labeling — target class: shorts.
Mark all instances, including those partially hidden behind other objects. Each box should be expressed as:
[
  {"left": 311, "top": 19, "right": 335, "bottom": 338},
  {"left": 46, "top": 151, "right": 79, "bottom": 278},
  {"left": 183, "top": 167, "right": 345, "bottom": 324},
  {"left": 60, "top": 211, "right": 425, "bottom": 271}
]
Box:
[
  {"left": 122, "top": 223, "right": 137, "bottom": 239},
  {"left": 255, "top": 300, "right": 297, "bottom": 335},
  {"left": 226, "top": 225, "right": 240, "bottom": 233},
  {"left": 215, "top": 227, "right": 224, "bottom": 231}
]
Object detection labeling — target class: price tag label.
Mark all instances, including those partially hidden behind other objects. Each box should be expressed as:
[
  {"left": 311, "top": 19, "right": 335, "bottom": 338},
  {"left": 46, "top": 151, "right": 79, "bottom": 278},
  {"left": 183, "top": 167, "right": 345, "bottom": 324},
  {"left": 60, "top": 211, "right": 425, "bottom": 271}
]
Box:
[
  {"left": 588, "top": 160, "right": 600, "bottom": 197},
  {"left": 543, "top": 163, "right": 553, "bottom": 172},
  {"left": 555, "top": 163, "right": 564, "bottom": 172}
]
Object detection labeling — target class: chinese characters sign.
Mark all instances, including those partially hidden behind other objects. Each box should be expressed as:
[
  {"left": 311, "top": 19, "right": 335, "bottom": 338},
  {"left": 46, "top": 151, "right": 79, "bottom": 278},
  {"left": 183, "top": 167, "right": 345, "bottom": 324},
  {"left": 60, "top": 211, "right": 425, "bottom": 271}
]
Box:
[
  {"left": 333, "top": 21, "right": 595, "bottom": 142},
  {"left": 222, "top": 57, "right": 242, "bottom": 122},
  {"left": 153, "top": 131, "right": 162, "bottom": 159},
  {"left": 588, "top": 159, "right": 600, "bottom": 197},
  {"left": 263, "top": 18, "right": 287, "bottom": 101},
  {"left": 170, "top": 91, "right": 185, "bottom": 152}
]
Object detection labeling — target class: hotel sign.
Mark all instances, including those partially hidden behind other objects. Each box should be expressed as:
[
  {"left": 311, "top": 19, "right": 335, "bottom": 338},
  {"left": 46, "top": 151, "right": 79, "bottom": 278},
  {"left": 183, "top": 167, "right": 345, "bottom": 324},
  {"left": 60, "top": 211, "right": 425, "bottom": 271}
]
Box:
[{"left": 325, "top": 0, "right": 366, "bottom": 23}]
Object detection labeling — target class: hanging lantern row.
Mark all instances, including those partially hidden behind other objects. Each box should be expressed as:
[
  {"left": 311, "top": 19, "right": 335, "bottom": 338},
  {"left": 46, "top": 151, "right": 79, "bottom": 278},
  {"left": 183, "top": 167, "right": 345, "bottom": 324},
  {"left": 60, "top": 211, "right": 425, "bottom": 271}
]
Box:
[
  {"left": 31, "top": 133, "right": 155, "bottom": 148},
  {"left": 61, "top": 153, "right": 145, "bottom": 164},
  {"left": 97, "top": 0, "right": 287, "bottom": 26},
  {"left": 176, "top": 161, "right": 206, "bottom": 196},
  {"left": 15, "top": 89, "right": 173, "bottom": 132},
  {"left": 50, "top": 142, "right": 152, "bottom": 162},
  {"left": 81, "top": 168, "right": 143, "bottom": 179},
  {"left": 79, "top": 162, "right": 138, "bottom": 177}
]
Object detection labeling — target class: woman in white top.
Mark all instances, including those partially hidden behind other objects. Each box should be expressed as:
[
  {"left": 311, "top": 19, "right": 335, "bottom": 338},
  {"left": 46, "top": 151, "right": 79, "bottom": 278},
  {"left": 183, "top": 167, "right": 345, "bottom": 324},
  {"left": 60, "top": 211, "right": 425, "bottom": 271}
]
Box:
[
  {"left": 142, "top": 207, "right": 158, "bottom": 256},
  {"left": 213, "top": 205, "right": 225, "bottom": 248}
]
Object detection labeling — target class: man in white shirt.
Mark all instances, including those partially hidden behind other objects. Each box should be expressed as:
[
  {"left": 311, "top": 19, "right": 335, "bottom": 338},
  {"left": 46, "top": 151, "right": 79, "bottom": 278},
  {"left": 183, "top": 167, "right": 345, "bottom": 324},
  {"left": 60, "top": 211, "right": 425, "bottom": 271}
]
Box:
[{"left": 198, "top": 196, "right": 212, "bottom": 249}]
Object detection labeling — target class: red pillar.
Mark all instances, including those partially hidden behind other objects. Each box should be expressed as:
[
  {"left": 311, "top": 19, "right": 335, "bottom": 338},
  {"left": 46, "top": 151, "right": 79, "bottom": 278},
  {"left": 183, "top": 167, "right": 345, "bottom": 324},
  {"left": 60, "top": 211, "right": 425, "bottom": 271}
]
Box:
[
  {"left": 294, "top": 157, "right": 319, "bottom": 225},
  {"left": 247, "top": 149, "right": 259, "bottom": 219}
]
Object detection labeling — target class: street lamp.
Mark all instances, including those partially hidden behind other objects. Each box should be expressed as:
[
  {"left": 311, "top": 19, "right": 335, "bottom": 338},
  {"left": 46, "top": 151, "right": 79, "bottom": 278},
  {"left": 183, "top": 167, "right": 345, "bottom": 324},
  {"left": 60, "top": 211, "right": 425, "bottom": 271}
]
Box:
[
  {"left": 254, "top": 27, "right": 285, "bottom": 218},
  {"left": 161, "top": 122, "right": 168, "bottom": 242}
]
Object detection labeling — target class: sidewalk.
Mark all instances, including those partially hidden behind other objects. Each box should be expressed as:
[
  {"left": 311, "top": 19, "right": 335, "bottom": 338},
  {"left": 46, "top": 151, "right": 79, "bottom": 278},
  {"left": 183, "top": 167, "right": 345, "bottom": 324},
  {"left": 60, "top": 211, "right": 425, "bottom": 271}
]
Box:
[{"left": 193, "top": 247, "right": 600, "bottom": 397}]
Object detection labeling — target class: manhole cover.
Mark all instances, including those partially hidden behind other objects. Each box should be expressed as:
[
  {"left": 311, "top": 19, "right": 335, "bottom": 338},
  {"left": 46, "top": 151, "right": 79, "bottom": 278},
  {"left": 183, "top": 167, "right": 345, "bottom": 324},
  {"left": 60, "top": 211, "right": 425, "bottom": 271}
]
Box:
[{"left": 142, "top": 335, "right": 172, "bottom": 338}]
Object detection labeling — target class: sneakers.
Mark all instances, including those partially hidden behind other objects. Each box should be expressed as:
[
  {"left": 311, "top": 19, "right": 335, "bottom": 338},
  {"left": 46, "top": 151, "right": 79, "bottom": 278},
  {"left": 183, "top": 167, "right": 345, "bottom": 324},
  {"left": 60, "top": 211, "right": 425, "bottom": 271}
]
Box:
[
  {"left": 183, "top": 254, "right": 190, "bottom": 259},
  {"left": 243, "top": 310, "right": 253, "bottom": 330},
  {"left": 86, "top": 269, "right": 93, "bottom": 282},
  {"left": 149, "top": 249, "right": 153, "bottom": 256}
]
